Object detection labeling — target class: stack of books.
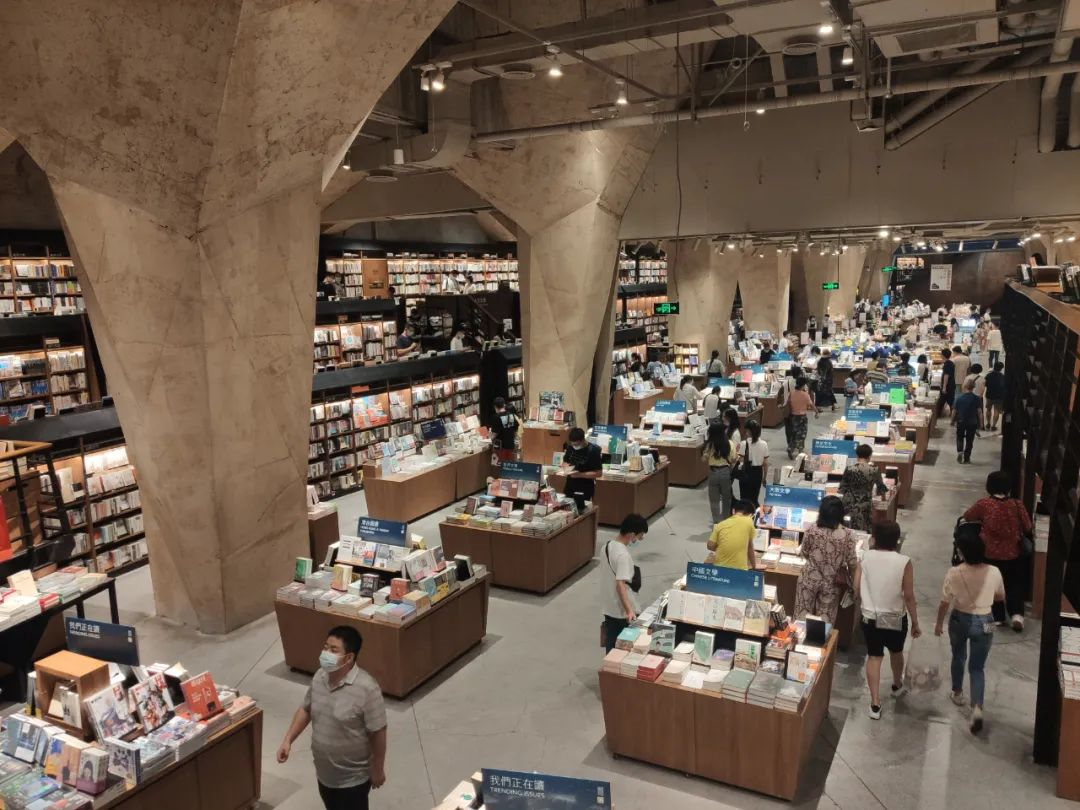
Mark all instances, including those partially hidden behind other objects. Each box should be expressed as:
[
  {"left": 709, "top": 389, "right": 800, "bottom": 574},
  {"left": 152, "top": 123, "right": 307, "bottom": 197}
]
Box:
[
  {"left": 661, "top": 660, "right": 689, "bottom": 684},
  {"left": 702, "top": 669, "right": 727, "bottom": 693},
  {"left": 602, "top": 649, "right": 628, "bottom": 674},
  {"left": 619, "top": 652, "right": 646, "bottom": 678},
  {"left": 774, "top": 680, "right": 808, "bottom": 713},
  {"left": 721, "top": 669, "right": 754, "bottom": 703},
  {"left": 747, "top": 671, "right": 784, "bottom": 708},
  {"left": 636, "top": 655, "right": 666, "bottom": 682}
]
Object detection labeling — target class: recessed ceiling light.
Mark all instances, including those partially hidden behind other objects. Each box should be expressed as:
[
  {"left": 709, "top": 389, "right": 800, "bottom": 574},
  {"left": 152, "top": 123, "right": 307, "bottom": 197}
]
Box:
[
  {"left": 892, "top": 234, "right": 902, "bottom": 242},
  {"left": 431, "top": 70, "right": 446, "bottom": 92},
  {"left": 755, "top": 107, "right": 765, "bottom": 115}
]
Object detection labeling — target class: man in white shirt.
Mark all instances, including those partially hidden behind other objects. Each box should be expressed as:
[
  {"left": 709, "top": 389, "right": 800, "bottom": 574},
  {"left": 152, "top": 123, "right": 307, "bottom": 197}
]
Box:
[
  {"left": 778, "top": 332, "right": 790, "bottom": 354},
  {"left": 987, "top": 325, "right": 1003, "bottom": 366},
  {"left": 601, "top": 513, "right": 648, "bottom": 652},
  {"left": 702, "top": 386, "right": 722, "bottom": 423},
  {"left": 951, "top": 346, "right": 972, "bottom": 385}
]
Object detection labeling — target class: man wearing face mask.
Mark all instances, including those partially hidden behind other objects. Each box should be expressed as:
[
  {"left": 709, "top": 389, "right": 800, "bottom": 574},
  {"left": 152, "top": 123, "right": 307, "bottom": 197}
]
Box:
[
  {"left": 277, "top": 626, "right": 387, "bottom": 810},
  {"left": 560, "top": 426, "right": 603, "bottom": 510},
  {"left": 602, "top": 513, "right": 649, "bottom": 652}
]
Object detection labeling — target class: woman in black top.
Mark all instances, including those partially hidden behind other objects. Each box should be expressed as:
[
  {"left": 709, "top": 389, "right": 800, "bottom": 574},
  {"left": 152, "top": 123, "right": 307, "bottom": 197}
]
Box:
[{"left": 816, "top": 350, "right": 837, "bottom": 411}]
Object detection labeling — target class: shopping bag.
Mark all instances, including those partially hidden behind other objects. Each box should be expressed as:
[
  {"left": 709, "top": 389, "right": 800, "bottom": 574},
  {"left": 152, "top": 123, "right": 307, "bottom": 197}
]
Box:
[{"left": 904, "top": 637, "right": 944, "bottom": 693}]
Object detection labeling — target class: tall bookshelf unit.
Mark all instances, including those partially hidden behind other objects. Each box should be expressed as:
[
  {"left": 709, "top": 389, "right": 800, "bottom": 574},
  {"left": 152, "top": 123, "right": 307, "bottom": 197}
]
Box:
[{"left": 0, "top": 249, "right": 85, "bottom": 317}]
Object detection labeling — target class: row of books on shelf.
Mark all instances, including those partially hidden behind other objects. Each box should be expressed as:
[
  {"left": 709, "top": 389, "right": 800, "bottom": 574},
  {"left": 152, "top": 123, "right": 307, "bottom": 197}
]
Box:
[
  {"left": 0, "top": 659, "right": 254, "bottom": 808},
  {"left": 49, "top": 373, "right": 86, "bottom": 393},
  {"left": 89, "top": 490, "right": 141, "bottom": 523},
  {"left": 94, "top": 537, "right": 148, "bottom": 573},
  {"left": 93, "top": 512, "right": 144, "bottom": 545},
  {"left": 1, "top": 378, "right": 49, "bottom": 400},
  {"left": 445, "top": 488, "right": 581, "bottom": 536},
  {"left": 0, "top": 355, "right": 47, "bottom": 378},
  {"left": 0, "top": 568, "right": 109, "bottom": 632},
  {"left": 665, "top": 590, "right": 772, "bottom": 636},
  {"left": 1061, "top": 625, "right": 1080, "bottom": 699},
  {"left": 283, "top": 547, "right": 481, "bottom": 624}
]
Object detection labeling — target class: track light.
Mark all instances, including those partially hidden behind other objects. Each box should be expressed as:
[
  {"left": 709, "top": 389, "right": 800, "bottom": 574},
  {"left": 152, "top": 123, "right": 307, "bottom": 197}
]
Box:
[
  {"left": 892, "top": 234, "right": 902, "bottom": 242},
  {"left": 1032, "top": 230, "right": 1042, "bottom": 238},
  {"left": 842, "top": 46, "right": 854, "bottom": 66},
  {"left": 431, "top": 70, "right": 446, "bottom": 92},
  {"left": 934, "top": 241, "right": 945, "bottom": 252},
  {"left": 877, "top": 227, "right": 890, "bottom": 238},
  {"left": 546, "top": 45, "right": 563, "bottom": 78},
  {"left": 792, "top": 243, "right": 800, "bottom": 252},
  {"left": 1055, "top": 234, "right": 1066, "bottom": 244},
  {"left": 615, "top": 80, "right": 628, "bottom": 106},
  {"left": 915, "top": 238, "right": 926, "bottom": 248},
  {"left": 341, "top": 150, "right": 351, "bottom": 171},
  {"left": 420, "top": 73, "right": 431, "bottom": 92},
  {"left": 727, "top": 242, "right": 736, "bottom": 250},
  {"left": 1069, "top": 235, "right": 1077, "bottom": 243},
  {"left": 819, "top": 22, "right": 835, "bottom": 36}
]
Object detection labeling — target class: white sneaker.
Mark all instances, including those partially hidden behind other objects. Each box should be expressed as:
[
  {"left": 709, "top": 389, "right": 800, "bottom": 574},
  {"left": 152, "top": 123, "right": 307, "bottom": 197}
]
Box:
[
  {"left": 950, "top": 691, "right": 966, "bottom": 707},
  {"left": 1011, "top": 614, "right": 1025, "bottom": 632},
  {"left": 869, "top": 704, "right": 882, "bottom": 720},
  {"left": 891, "top": 683, "right": 908, "bottom": 699}
]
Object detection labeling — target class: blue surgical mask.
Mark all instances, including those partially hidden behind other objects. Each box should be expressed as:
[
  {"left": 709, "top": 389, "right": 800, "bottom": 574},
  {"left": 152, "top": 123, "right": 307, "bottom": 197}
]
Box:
[{"left": 319, "top": 650, "right": 342, "bottom": 671}]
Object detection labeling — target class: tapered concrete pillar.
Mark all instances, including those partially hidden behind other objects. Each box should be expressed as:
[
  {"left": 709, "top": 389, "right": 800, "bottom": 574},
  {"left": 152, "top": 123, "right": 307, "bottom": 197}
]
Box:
[
  {"left": 858, "top": 249, "right": 894, "bottom": 302},
  {"left": 663, "top": 240, "right": 739, "bottom": 362},
  {"left": 452, "top": 51, "right": 679, "bottom": 421},
  {"left": 793, "top": 249, "right": 865, "bottom": 326},
  {"left": 0, "top": 0, "right": 453, "bottom": 632},
  {"left": 738, "top": 254, "right": 792, "bottom": 337}
]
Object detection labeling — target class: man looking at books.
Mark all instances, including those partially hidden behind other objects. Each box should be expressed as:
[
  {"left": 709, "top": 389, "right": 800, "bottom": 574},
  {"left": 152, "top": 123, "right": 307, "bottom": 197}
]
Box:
[
  {"left": 561, "top": 427, "right": 603, "bottom": 510},
  {"left": 492, "top": 396, "right": 519, "bottom": 462},
  {"left": 706, "top": 499, "right": 756, "bottom": 570},
  {"left": 277, "top": 626, "right": 387, "bottom": 810},
  {"left": 602, "top": 513, "right": 649, "bottom": 652}
]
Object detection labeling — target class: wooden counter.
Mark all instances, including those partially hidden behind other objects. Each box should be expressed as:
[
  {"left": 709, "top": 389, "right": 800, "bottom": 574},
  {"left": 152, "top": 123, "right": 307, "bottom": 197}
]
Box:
[
  {"left": 438, "top": 509, "right": 598, "bottom": 593},
  {"left": 99, "top": 710, "right": 262, "bottom": 810},
  {"left": 548, "top": 462, "right": 671, "bottom": 526},
  {"left": 453, "top": 448, "right": 493, "bottom": 499},
  {"left": 521, "top": 424, "right": 571, "bottom": 464},
  {"left": 613, "top": 390, "right": 661, "bottom": 426},
  {"left": 275, "top": 573, "right": 491, "bottom": 697},
  {"left": 872, "top": 454, "right": 915, "bottom": 507},
  {"left": 651, "top": 443, "right": 707, "bottom": 487},
  {"left": 761, "top": 396, "right": 787, "bottom": 428},
  {"left": 598, "top": 633, "right": 837, "bottom": 801},
  {"left": 361, "top": 460, "right": 457, "bottom": 523},
  {"left": 1059, "top": 687, "right": 1080, "bottom": 800}
]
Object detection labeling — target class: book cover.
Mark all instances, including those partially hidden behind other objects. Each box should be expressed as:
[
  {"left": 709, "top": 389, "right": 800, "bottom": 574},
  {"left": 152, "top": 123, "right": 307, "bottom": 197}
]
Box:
[
  {"left": 682, "top": 591, "right": 707, "bottom": 626},
  {"left": 179, "top": 672, "right": 220, "bottom": 720},
  {"left": 13, "top": 718, "right": 41, "bottom": 763},
  {"left": 60, "top": 738, "right": 89, "bottom": 787},
  {"left": 734, "top": 639, "right": 763, "bottom": 671},
  {"left": 693, "top": 630, "right": 715, "bottom": 666},
  {"left": 722, "top": 598, "right": 746, "bottom": 632},
  {"left": 293, "top": 557, "right": 313, "bottom": 582},
  {"left": 43, "top": 735, "right": 67, "bottom": 778},
  {"left": 786, "top": 650, "right": 810, "bottom": 682},
  {"left": 648, "top": 621, "right": 676, "bottom": 656},
  {"left": 130, "top": 677, "right": 171, "bottom": 732},
  {"left": 703, "top": 594, "right": 726, "bottom": 629},
  {"left": 330, "top": 564, "right": 353, "bottom": 592},
  {"left": 389, "top": 578, "right": 409, "bottom": 602},
  {"left": 105, "top": 737, "right": 141, "bottom": 785},
  {"left": 743, "top": 600, "right": 770, "bottom": 636}
]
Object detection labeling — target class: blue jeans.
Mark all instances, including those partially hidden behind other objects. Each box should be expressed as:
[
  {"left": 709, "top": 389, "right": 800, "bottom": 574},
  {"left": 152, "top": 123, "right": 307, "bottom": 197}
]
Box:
[{"left": 949, "top": 610, "right": 994, "bottom": 706}]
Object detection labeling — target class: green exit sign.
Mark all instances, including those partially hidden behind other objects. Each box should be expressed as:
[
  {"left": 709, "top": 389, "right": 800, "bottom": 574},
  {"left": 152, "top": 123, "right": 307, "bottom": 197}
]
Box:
[
  {"left": 654, "top": 301, "right": 680, "bottom": 315},
  {"left": 882, "top": 266, "right": 896, "bottom": 273},
  {"left": 821, "top": 282, "right": 840, "bottom": 291}
]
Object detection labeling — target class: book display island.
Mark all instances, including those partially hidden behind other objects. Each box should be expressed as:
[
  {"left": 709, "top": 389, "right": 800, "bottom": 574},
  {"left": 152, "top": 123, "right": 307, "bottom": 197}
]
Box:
[
  {"left": 547, "top": 458, "right": 670, "bottom": 527},
  {"left": 519, "top": 393, "right": 574, "bottom": 465},
  {"left": 0, "top": 650, "right": 261, "bottom": 810},
  {"left": 439, "top": 463, "right": 598, "bottom": 593},
  {"left": 598, "top": 562, "right": 837, "bottom": 800},
  {"left": 276, "top": 523, "right": 490, "bottom": 697}
]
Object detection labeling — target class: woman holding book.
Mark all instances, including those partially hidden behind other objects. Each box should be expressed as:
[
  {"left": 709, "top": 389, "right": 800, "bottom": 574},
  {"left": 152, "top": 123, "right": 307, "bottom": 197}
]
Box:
[
  {"left": 839, "top": 444, "right": 888, "bottom": 532},
  {"left": 702, "top": 423, "right": 737, "bottom": 524},
  {"left": 855, "top": 521, "right": 920, "bottom": 721},
  {"left": 794, "top": 496, "right": 858, "bottom": 625}
]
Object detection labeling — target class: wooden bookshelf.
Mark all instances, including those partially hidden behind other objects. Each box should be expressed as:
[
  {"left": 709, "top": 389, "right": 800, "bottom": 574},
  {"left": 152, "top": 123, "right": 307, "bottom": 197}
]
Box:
[
  {"left": 673, "top": 342, "right": 701, "bottom": 375},
  {"left": 0, "top": 249, "right": 85, "bottom": 317},
  {"left": 506, "top": 366, "right": 525, "bottom": 415},
  {"left": 388, "top": 254, "right": 518, "bottom": 298},
  {"left": 624, "top": 294, "right": 669, "bottom": 344},
  {"left": 0, "top": 342, "right": 93, "bottom": 422}
]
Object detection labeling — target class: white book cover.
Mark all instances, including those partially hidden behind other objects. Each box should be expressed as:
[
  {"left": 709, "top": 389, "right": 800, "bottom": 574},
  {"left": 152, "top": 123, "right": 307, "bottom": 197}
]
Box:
[{"left": 682, "top": 591, "right": 707, "bottom": 626}]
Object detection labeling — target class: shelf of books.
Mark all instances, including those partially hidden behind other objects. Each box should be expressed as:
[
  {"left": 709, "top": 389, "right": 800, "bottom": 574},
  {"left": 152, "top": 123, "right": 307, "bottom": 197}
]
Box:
[
  {"left": 276, "top": 537, "right": 490, "bottom": 697},
  {"left": 308, "top": 371, "right": 485, "bottom": 501},
  {"left": 39, "top": 442, "right": 148, "bottom": 578},
  {"left": 1, "top": 650, "right": 261, "bottom": 809},
  {"left": 616, "top": 255, "right": 668, "bottom": 286},
  {"left": 0, "top": 250, "right": 85, "bottom": 317},
  {"left": 387, "top": 254, "right": 519, "bottom": 298},
  {"left": 624, "top": 295, "right": 669, "bottom": 344},
  {"left": 440, "top": 466, "right": 598, "bottom": 593},
  {"left": 312, "top": 319, "right": 399, "bottom": 372},
  {"left": 506, "top": 366, "right": 525, "bottom": 416},
  {"left": 673, "top": 342, "right": 701, "bottom": 376},
  {"left": 611, "top": 342, "right": 646, "bottom": 381},
  {"left": 325, "top": 256, "right": 364, "bottom": 299},
  {"left": 598, "top": 563, "right": 837, "bottom": 801},
  {"left": 547, "top": 456, "right": 670, "bottom": 527},
  {"left": 0, "top": 343, "right": 93, "bottom": 423}
]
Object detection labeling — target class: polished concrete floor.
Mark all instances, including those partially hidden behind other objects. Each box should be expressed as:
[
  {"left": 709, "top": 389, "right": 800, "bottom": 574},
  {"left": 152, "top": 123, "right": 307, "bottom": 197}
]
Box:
[{"left": 78, "top": 413, "right": 1069, "bottom": 810}]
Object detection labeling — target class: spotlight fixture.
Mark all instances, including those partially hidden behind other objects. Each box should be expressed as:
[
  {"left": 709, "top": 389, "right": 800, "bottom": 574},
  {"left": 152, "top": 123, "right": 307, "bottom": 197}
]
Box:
[
  {"left": 792, "top": 243, "right": 800, "bottom": 252},
  {"left": 877, "top": 227, "right": 890, "bottom": 238},
  {"left": 892, "top": 234, "right": 902, "bottom": 242},
  {"left": 958, "top": 240, "right": 965, "bottom": 252},
  {"left": 915, "top": 237, "right": 927, "bottom": 248},
  {"left": 727, "top": 241, "right": 736, "bottom": 250},
  {"left": 430, "top": 69, "right": 446, "bottom": 92},
  {"left": 341, "top": 150, "right": 351, "bottom": 171},
  {"left": 841, "top": 46, "right": 854, "bottom": 66},
  {"left": 756, "top": 107, "right": 766, "bottom": 115},
  {"left": 1069, "top": 235, "right": 1077, "bottom": 243},
  {"left": 1055, "top": 234, "right": 1066, "bottom": 244},
  {"left": 420, "top": 73, "right": 431, "bottom": 92},
  {"left": 934, "top": 241, "right": 945, "bottom": 252},
  {"left": 819, "top": 22, "right": 835, "bottom": 36},
  {"left": 546, "top": 45, "right": 563, "bottom": 78},
  {"left": 1032, "top": 230, "right": 1042, "bottom": 238},
  {"left": 776, "top": 247, "right": 783, "bottom": 254},
  {"left": 615, "top": 80, "right": 628, "bottom": 106}
]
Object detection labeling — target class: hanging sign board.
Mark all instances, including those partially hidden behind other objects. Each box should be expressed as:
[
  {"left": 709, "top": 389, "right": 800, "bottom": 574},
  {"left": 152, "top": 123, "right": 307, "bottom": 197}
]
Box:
[{"left": 930, "top": 264, "right": 953, "bottom": 291}]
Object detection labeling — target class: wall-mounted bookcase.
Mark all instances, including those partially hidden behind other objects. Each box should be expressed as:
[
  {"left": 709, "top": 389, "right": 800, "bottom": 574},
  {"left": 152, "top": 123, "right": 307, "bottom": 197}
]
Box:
[
  {"left": 0, "top": 342, "right": 93, "bottom": 422},
  {"left": 388, "top": 254, "right": 518, "bottom": 298},
  {"left": 313, "top": 320, "right": 399, "bottom": 372},
  {"left": 506, "top": 366, "right": 525, "bottom": 415},
  {"left": 0, "top": 249, "right": 84, "bottom": 317},
  {"left": 624, "top": 294, "right": 669, "bottom": 344},
  {"left": 673, "top": 342, "right": 701, "bottom": 375},
  {"left": 612, "top": 342, "right": 647, "bottom": 380},
  {"left": 616, "top": 255, "right": 667, "bottom": 286}
]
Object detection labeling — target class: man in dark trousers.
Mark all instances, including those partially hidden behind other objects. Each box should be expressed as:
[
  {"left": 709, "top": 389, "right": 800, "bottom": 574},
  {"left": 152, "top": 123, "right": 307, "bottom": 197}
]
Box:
[
  {"left": 952, "top": 379, "right": 983, "bottom": 464},
  {"left": 492, "top": 396, "right": 519, "bottom": 462},
  {"left": 560, "top": 427, "right": 603, "bottom": 510}
]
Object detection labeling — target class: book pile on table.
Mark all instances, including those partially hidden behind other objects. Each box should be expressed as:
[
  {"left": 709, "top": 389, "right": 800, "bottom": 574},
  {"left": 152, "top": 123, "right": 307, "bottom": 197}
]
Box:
[
  {"left": 0, "top": 568, "right": 109, "bottom": 632},
  {"left": 0, "top": 660, "right": 256, "bottom": 808},
  {"left": 444, "top": 489, "right": 580, "bottom": 537},
  {"left": 665, "top": 589, "right": 771, "bottom": 636}
]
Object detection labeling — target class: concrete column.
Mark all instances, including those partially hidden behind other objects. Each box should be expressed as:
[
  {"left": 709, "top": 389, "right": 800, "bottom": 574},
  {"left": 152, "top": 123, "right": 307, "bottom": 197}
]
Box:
[
  {"left": 794, "top": 249, "right": 865, "bottom": 325},
  {"left": 0, "top": 0, "right": 453, "bottom": 632},
  {"left": 663, "top": 240, "right": 739, "bottom": 362},
  {"left": 738, "top": 253, "right": 792, "bottom": 337},
  {"left": 859, "top": 249, "right": 894, "bottom": 302}
]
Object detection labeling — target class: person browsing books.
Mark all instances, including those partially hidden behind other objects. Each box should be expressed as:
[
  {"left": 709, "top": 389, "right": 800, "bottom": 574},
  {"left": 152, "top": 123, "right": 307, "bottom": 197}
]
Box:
[
  {"left": 674, "top": 375, "right": 700, "bottom": 412},
  {"left": 560, "top": 427, "right": 603, "bottom": 509},
  {"left": 785, "top": 377, "right": 818, "bottom": 458},
  {"left": 838, "top": 444, "right": 888, "bottom": 532},
  {"left": 706, "top": 499, "right": 756, "bottom": 570},
  {"left": 449, "top": 325, "right": 467, "bottom": 352},
  {"left": 602, "top": 513, "right": 648, "bottom": 652},
  {"left": 492, "top": 397, "right": 519, "bottom": 462},
  {"left": 854, "top": 521, "right": 920, "bottom": 721},
  {"left": 702, "top": 386, "right": 722, "bottom": 423},
  {"left": 277, "top": 626, "right": 387, "bottom": 810},
  {"left": 705, "top": 350, "right": 724, "bottom": 375},
  {"left": 395, "top": 325, "right": 417, "bottom": 357},
  {"left": 737, "top": 418, "right": 769, "bottom": 505}
]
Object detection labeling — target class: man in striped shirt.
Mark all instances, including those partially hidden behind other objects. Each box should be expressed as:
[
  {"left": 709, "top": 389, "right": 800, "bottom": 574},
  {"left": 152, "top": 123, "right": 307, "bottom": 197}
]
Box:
[{"left": 277, "top": 626, "right": 387, "bottom": 809}]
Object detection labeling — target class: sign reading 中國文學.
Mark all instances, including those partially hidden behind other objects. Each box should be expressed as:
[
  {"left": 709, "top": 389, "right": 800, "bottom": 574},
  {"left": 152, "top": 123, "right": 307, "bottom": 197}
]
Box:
[
  {"left": 685, "top": 562, "right": 764, "bottom": 600},
  {"left": 356, "top": 517, "right": 408, "bottom": 547},
  {"left": 764, "top": 484, "right": 825, "bottom": 510},
  {"left": 481, "top": 769, "right": 612, "bottom": 810}
]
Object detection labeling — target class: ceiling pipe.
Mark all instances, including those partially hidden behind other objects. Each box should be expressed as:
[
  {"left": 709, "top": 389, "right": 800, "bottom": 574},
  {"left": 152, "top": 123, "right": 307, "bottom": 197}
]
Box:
[
  {"left": 886, "top": 48, "right": 1050, "bottom": 149},
  {"left": 1069, "top": 74, "right": 1080, "bottom": 147},
  {"left": 475, "top": 59, "right": 1080, "bottom": 142},
  {"left": 884, "top": 57, "right": 996, "bottom": 135},
  {"left": 1039, "top": 37, "right": 1076, "bottom": 152}
]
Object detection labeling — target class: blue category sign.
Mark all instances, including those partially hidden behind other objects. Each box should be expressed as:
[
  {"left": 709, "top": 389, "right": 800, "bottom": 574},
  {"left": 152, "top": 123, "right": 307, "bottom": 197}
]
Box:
[
  {"left": 870, "top": 382, "right": 907, "bottom": 393},
  {"left": 765, "top": 484, "right": 826, "bottom": 509},
  {"left": 846, "top": 406, "right": 885, "bottom": 422},
  {"left": 773, "top": 352, "right": 793, "bottom": 361},
  {"left": 738, "top": 364, "right": 766, "bottom": 373},
  {"left": 707, "top": 377, "right": 735, "bottom": 388},
  {"left": 499, "top": 460, "right": 543, "bottom": 482},
  {"left": 481, "top": 769, "right": 611, "bottom": 810},
  {"left": 357, "top": 516, "right": 408, "bottom": 547},
  {"left": 419, "top": 419, "right": 447, "bottom": 441},
  {"left": 591, "top": 423, "right": 628, "bottom": 441},
  {"left": 685, "top": 562, "right": 764, "bottom": 600},
  {"left": 812, "top": 438, "right": 858, "bottom": 457},
  {"left": 654, "top": 399, "right": 686, "bottom": 414},
  {"left": 65, "top": 617, "right": 140, "bottom": 666}
]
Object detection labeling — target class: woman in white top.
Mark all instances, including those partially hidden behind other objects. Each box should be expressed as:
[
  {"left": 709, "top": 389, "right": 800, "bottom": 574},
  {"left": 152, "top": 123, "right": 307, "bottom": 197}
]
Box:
[
  {"left": 854, "top": 521, "right": 921, "bottom": 720},
  {"left": 935, "top": 530, "right": 1005, "bottom": 734},
  {"left": 675, "top": 376, "right": 700, "bottom": 413},
  {"left": 736, "top": 418, "right": 769, "bottom": 505}
]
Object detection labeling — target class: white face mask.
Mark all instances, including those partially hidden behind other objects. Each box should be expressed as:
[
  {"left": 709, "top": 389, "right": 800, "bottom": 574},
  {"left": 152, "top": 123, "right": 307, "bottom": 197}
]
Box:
[{"left": 319, "top": 650, "right": 343, "bottom": 671}]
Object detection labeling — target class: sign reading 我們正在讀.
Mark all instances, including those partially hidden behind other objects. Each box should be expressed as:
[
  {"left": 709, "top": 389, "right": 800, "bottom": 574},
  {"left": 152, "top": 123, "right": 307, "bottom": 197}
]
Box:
[
  {"left": 356, "top": 517, "right": 408, "bottom": 547},
  {"left": 685, "top": 562, "right": 764, "bottom": 600},
  {"left": 481, "top": 769, "right": 612, "bottom": 810},
  {"left": 764, "top": 484, "right": 825, "bottom": 510},
  {"left": 811, "top": 438, "right": 858, "bottom": 458},
  {"left": 65, "top": 617, "right": 140, "bottom": 667},
  {"left": 499, "top": 460, "right": 543, "bottom": 482}
]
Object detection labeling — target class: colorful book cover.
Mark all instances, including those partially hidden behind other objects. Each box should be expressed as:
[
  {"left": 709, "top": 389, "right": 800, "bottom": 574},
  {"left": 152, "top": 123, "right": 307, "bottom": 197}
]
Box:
[
  {"left": 76, "top": 747, "right": 109, "bottom": 794},
  {"left": 43, "top": 736, "right": 66, "bottom": 778},
  {"left": 693, "top": 631, "right": 715, "bottom": 666},
  {"left": 105, "top": 737, "right": 141, "bottom": 786},
  {"left": 59, "top": 739, "right": 87, "bottom": 787},
  {"left": 180, "top": 672, "right": 220, "bottom": 719},
  {"left": 84, "top": 687, "right": 140, "bottom": 741},
  {"left": 734, "top": 638, "right": 763, "bottom": 671},
  {"left": 130, "top": 678, "right": 170, "bottom": 732},
  {"left": 293, "top": 557, "right": 313, "bottom": 582},
  {"left": 743, "top": 600, "right": 770, "bottom": 636}
]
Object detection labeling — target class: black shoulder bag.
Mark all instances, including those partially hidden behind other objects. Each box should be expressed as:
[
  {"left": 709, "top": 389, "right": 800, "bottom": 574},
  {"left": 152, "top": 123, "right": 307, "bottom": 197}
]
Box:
[{"left": 606, "top": 542, "right": 642, "bottom": 593}]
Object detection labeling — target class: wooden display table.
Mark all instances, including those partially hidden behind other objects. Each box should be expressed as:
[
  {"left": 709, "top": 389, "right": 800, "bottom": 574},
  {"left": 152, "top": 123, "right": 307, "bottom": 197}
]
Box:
[
  {"left": 361, "top": 460, "right": 457, "bottom": 523},
  {"left": 872, "top": 453, "right": 915, "bottom": 507},
  {"left": 308, "top": 506, "right": 339, "bottom": 563},
  {"left": 613, "top": 390, "right": 661, "bottom": 425},
  {"left": 521, "top": 424, "right": 570, "bottom": 464},
  {"left": 650, "top": 442, "right": 707, "bottom": 487},
  {"left": 902, "top": 420, "right": 931, "bottom": 462},
  {"left": 1059, "top": 685, "right": 1080, "bottom": 799},
  {"left": 99, "top": 710, "right": 262, "bottom": 810},
  {"left": 737, "top": 407, "right": 764, "bottom": 433},
  {"left": 548, "top": 462, "right": 671, "bottom": 526},
  {"left": 452, "top": 448, "right": 493, "bottom": 499},
  {"left": 762, "top": 565, "right": 859, "bottom": 651},
  {"left": 599, "top": 633, "right": 837, "bottom": 801},
  {"left": 873, "top": 487, "right": 899, "bottom": 525},
  {"left": 761, "top": 396, "right": 787, "bottom": 428},
  {"left": 438, "top": 509, "right": 598, "bottom": 593},
  {"left": 275, "top": 573, "right": 490, "bottom": 697}
]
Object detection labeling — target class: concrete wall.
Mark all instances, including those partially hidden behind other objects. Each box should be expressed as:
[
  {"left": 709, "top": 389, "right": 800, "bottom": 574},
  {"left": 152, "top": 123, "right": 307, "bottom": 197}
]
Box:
[
  {"left": 0, "top": 143, "right": 61, "bottom": 230},
  {"left": 621, "top": 82, "right": 1080, "bottom": 239},
  {"left": 899, "top": 250, "right": 1024, "bottom": 309}
]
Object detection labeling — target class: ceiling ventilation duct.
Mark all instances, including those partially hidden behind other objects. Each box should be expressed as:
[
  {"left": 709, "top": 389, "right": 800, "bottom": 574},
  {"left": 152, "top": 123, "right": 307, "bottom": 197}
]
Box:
[
  {"left": 782, "top": 35, "right": 819, "bottom": 57},
  {"left": 499, "top": 63, "right": 536, "bottom": 80}
]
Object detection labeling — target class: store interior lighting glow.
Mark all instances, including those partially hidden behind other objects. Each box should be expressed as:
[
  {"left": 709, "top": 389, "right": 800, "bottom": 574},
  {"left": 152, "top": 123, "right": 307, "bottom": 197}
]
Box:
[
  {"left": 430, "top": 70, "right": 446, "bottom": 92},
  {"left": 615, "top": 80, "right": 628, "bottom": 106},
  {"left": 877, "top": 227, "right": 890, "bottom": 238},
  {"left": 420, "top": 73, "right": 431, "bottom": 92},
  {"left": 1032, "top": 230, "right": 1042, "bottom": 238},
  {"left": 819, "top": 22, "right": 834, "bottom": 35},
  {"left": 727, "top": 242, "right": 736, "bottom": 250},
  {"left": 341, "top": 150, "right": 351, "bottom": 171},
  {"left": 842, "top": 46, "right": 854, "bottom": 66},
  {"left": 892, "top": 234, "right": 902, "bottom": 242},
  {"left": 755, "top": 107, "right": 765, "bottom": 115},
  {"left": 548, "top": 59, "right": 563, "bottom": 78}
]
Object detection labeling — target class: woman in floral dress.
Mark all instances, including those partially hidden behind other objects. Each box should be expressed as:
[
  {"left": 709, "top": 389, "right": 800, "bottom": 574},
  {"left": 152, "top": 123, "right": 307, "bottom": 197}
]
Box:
[
  {"left": 839, "top": 444, "right": 889, "bottom": 531},
  {"left": 795, "top": 496, "right": 859, "bottom": 623}
]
